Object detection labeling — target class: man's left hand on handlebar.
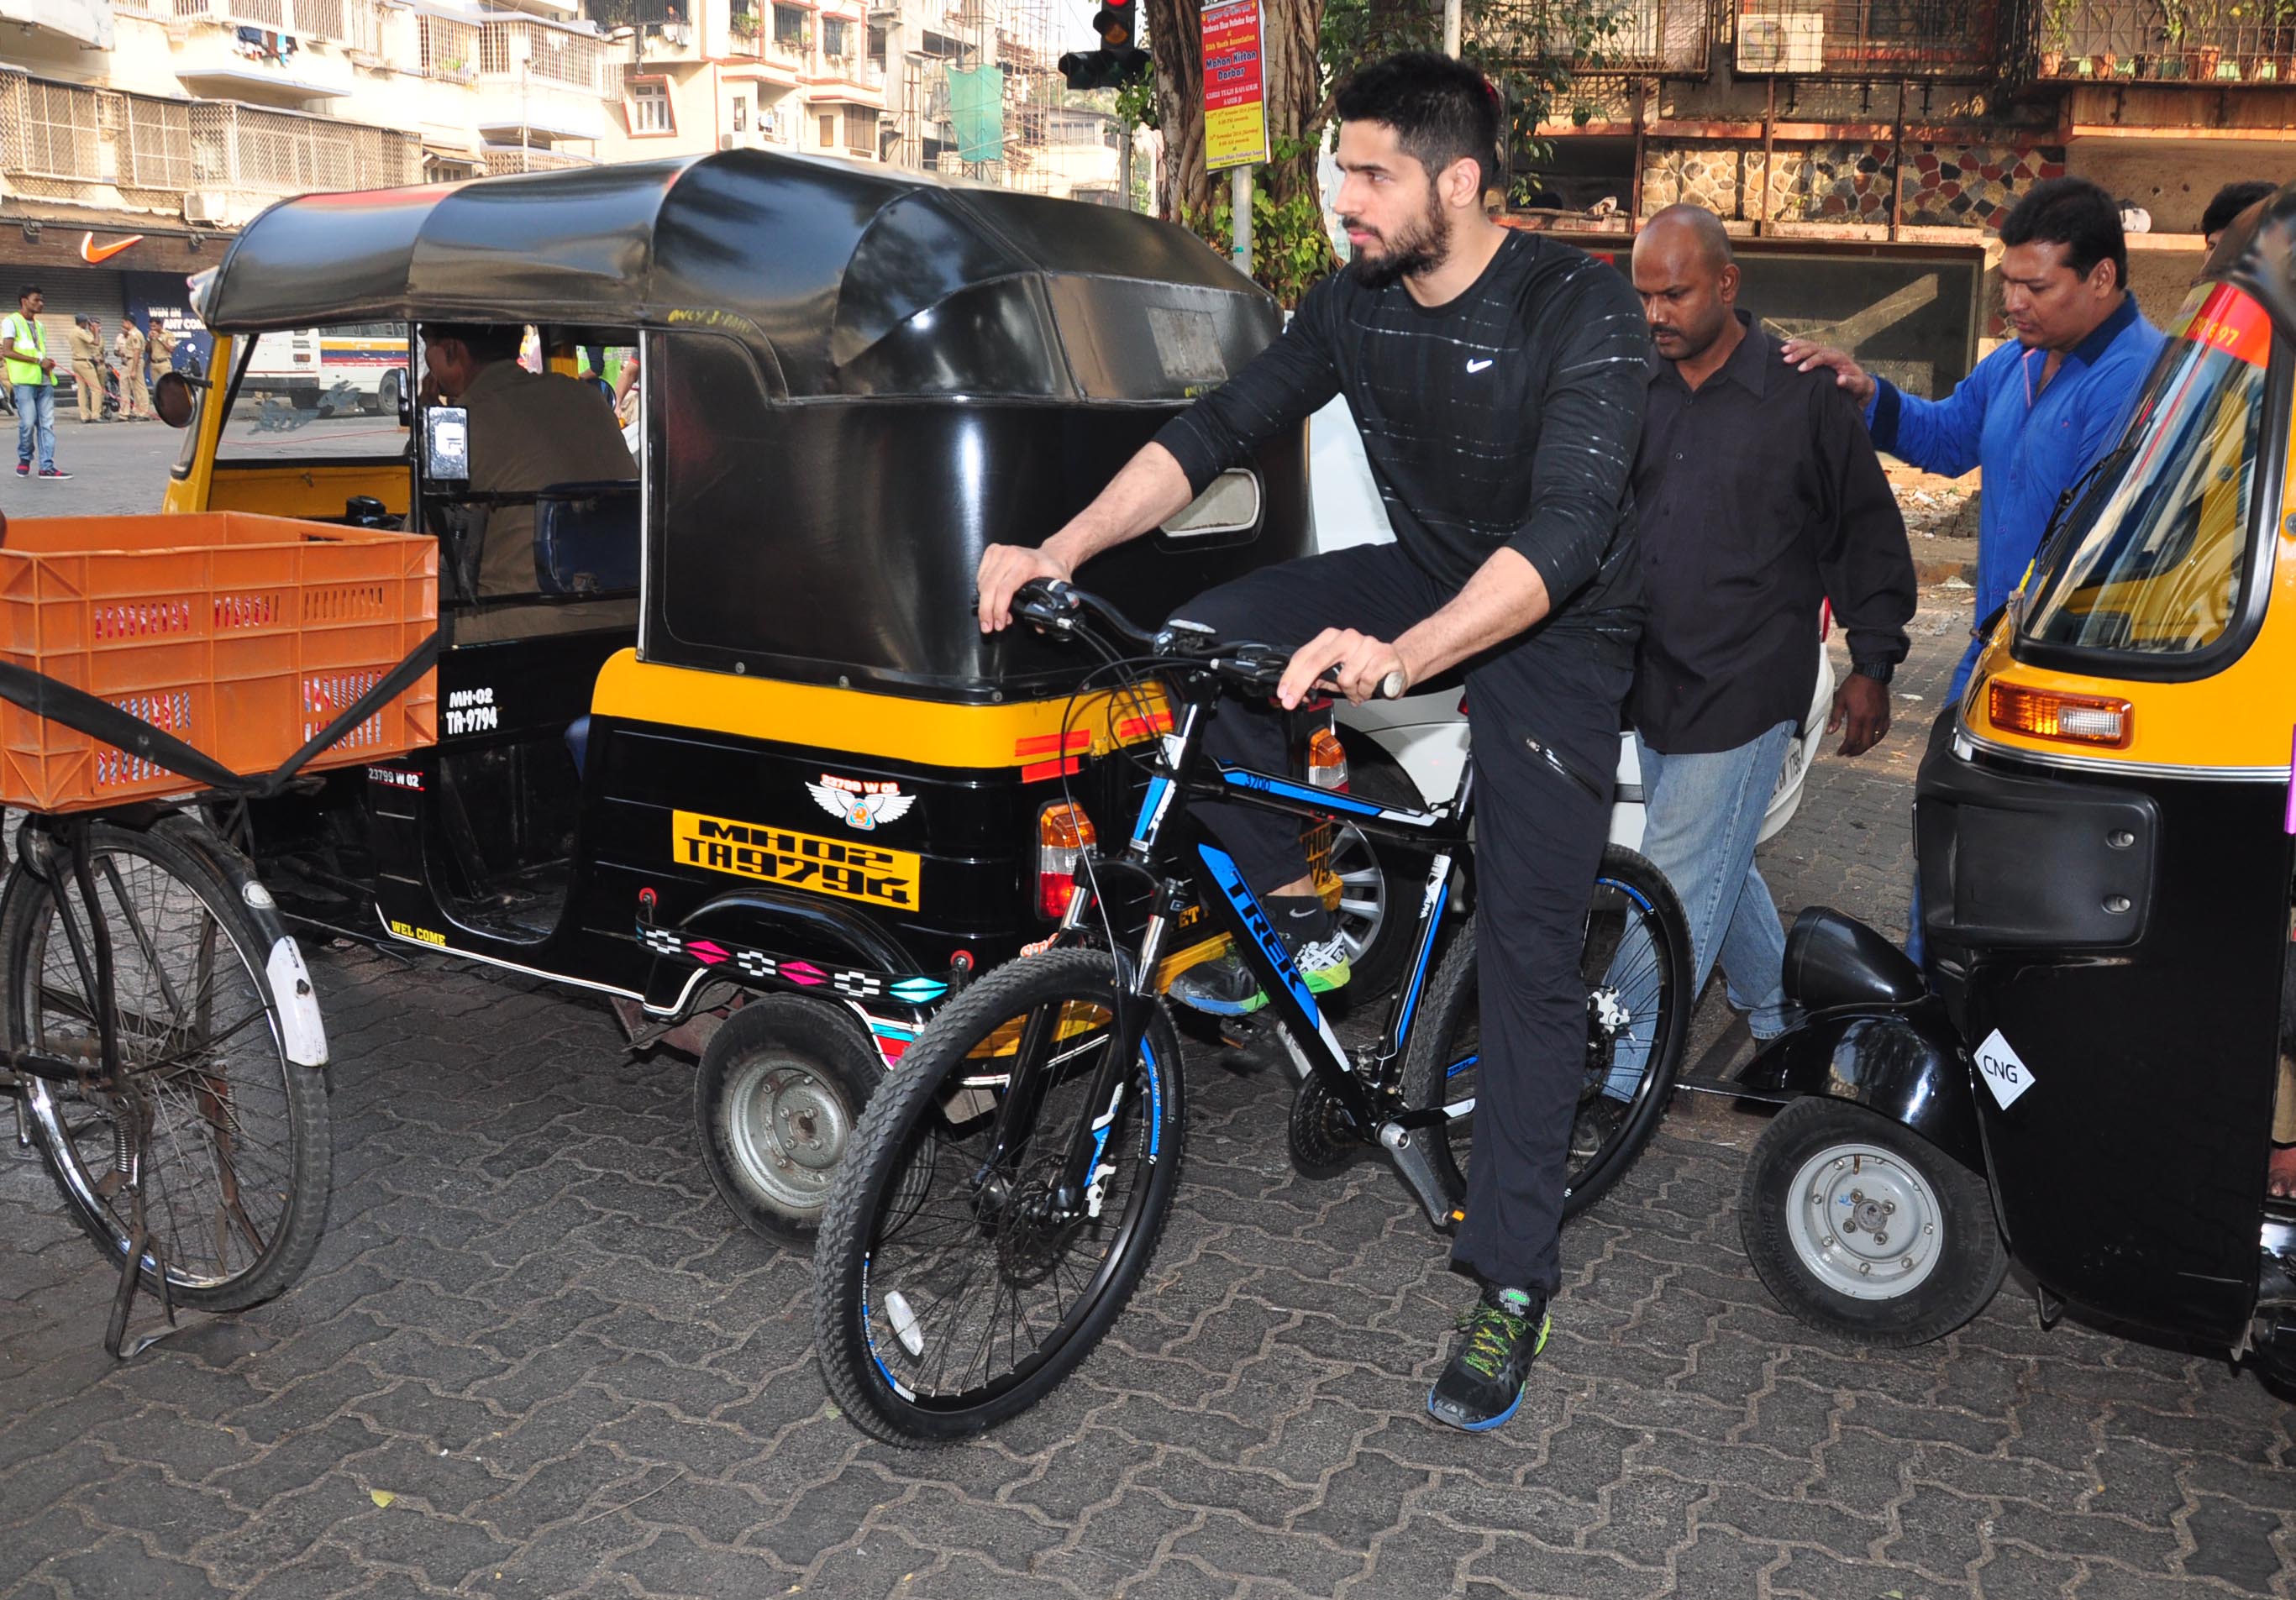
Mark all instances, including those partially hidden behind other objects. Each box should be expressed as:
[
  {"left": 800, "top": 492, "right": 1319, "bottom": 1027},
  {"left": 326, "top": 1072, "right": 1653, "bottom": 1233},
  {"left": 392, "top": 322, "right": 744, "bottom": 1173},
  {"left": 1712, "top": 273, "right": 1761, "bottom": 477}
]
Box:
[{"left": 1277, "top": 627, "right": 1411, "bottom": 709}]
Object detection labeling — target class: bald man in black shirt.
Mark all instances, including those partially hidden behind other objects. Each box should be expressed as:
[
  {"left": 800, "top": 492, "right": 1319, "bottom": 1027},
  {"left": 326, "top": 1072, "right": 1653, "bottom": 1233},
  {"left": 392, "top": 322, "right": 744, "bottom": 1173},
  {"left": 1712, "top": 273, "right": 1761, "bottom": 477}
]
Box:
[
  {"left": 1616, "top": 204, "right": 1914, "bottom": 1068},
  {"left": 979, "top": 53, "right": 1650, "bottom": 1434}
]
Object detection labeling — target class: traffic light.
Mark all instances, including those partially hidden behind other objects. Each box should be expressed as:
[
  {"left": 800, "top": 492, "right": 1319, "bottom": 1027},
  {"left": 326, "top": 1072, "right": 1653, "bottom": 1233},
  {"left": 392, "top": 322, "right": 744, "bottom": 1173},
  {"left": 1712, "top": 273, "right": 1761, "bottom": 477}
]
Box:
[
  {"left": 1091, "top": 0, "right": 1135, "bottom": 47},
  {"left": 1059, "top": 0, "right": 1148, "bottom": 90}
]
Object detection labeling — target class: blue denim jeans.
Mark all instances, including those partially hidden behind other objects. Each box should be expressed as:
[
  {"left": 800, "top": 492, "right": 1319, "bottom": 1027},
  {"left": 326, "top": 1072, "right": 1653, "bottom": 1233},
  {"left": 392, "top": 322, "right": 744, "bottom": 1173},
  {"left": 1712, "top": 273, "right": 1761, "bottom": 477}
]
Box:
[
  {"left": 1605, "top": 720, "right": 1799, "bottom": 1090},
  {"left": 13, "top": 382, "right": 53, "bottom": 471}
]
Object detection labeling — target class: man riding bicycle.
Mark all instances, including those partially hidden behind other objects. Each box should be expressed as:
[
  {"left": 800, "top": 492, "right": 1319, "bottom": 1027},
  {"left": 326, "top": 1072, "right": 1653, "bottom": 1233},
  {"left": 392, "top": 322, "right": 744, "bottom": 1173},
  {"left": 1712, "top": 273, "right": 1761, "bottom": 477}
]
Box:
[{"left": 976, "top": 52, "right": 1650, "bottom": 1434}]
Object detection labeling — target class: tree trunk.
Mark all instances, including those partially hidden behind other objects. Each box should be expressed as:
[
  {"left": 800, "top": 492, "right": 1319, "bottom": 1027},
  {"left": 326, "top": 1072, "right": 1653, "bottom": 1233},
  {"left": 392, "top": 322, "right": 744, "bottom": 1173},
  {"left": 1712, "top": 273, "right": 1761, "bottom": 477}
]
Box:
[
  {"left": 1144, "top": 0, "right": 1209, "bottom": 223},
  {"left": 1144, "top": 0, "right": 1334, "bottom": 290}
]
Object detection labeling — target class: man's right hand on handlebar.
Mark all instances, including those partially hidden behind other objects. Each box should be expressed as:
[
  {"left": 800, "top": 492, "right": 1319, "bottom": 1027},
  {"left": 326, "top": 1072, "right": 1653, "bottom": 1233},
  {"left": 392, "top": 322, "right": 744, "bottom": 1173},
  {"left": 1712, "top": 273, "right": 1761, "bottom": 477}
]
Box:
[{"left": 977, "top": 543, "right": 1074, "bottom": 634}]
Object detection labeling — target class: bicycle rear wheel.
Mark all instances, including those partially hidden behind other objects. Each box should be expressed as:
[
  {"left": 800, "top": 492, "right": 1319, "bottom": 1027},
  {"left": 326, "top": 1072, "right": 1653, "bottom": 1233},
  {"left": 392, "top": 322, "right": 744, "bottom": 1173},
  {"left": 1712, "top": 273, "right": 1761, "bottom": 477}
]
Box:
[
  {"left": 1398, "top": 843, "right": 1691, "bottom": 1220},
  {"left": 11, "top": 821, "right": 331, "bottom": 1312},
  {"left": 813, "top": 948, "right": 1185, "bottom": 1445}
]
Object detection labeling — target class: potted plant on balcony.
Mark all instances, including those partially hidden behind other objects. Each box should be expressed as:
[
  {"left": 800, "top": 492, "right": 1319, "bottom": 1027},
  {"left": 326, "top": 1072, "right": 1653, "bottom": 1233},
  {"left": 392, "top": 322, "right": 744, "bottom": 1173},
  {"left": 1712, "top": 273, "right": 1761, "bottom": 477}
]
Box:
[
  {"left": 2040, "top": 0, "right": 2076, "bottom": 75},
  {"left": 2152, "top": 0, "right": 2189, "bottom": 73}
]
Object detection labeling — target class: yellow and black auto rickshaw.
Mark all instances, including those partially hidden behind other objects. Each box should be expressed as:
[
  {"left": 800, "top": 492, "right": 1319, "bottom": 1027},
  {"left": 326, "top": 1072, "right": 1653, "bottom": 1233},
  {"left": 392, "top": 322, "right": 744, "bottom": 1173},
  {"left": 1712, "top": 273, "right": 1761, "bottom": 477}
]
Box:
[
  {"left": 1734, "top": 187, "right": 2296, "bottom": 1391},
  {"left": 158, "top": 152, "right": 1332, "bottom": 1243}
]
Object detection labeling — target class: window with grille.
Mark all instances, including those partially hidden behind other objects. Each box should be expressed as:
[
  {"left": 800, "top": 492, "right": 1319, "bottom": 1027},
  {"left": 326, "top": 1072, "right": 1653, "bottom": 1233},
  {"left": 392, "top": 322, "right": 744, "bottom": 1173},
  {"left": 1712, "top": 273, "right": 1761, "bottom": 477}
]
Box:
[
  {"left": 420, "top": 15, "right": 478, "bottom": 77},
  {"left": 773, "top": 4, "right": 804, "bottom": 46},
  {"left": 629, "top": 77, "right": 673, "bottom": 134},
  {"left": 6, "top": 79, "right": 102, "bottom": 181},
  {"left": 124, "top": 98, "right": 196, "bottom": 188},
  {"left": 823, "top": 16, "right": 850, "bottom": 55}
]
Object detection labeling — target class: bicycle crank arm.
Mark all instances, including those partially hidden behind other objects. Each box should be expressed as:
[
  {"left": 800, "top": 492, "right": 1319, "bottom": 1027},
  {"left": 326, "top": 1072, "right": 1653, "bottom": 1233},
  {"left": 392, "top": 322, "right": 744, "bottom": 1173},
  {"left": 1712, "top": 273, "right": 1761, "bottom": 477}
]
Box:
[{"left": 1377, "top": 1121, "right": 1459, "bottom": 1235}]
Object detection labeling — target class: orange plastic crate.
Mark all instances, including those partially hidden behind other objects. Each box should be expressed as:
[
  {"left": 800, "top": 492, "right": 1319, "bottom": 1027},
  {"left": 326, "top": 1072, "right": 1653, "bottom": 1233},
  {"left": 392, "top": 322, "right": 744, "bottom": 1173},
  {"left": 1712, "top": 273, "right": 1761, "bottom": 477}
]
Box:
[{"left": 0, "top": 512, "right": 438, "bottom": 813}]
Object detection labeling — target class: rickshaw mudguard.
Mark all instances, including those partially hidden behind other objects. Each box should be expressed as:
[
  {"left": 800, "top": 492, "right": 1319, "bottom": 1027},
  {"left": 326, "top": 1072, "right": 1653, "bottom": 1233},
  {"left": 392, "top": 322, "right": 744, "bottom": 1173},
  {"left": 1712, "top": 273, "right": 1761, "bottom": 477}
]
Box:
[{"left": 1736, "top": 1000, "right": 1986, "bottom": 1174}]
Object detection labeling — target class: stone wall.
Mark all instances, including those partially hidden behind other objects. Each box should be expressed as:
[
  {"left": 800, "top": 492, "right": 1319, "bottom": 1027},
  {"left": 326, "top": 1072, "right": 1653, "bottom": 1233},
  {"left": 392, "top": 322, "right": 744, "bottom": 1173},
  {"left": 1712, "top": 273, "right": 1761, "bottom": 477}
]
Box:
[{"left": 1639, "top": 139, "right": 2066, "bottom": 227}]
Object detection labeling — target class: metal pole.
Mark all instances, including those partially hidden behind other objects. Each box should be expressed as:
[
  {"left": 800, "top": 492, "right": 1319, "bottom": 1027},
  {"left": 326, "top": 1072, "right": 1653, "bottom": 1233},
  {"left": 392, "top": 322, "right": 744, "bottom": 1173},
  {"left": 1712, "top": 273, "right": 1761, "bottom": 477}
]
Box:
[
  {"left": 1231, "top": 165, "right": 1251, "bottom": 273},
  {"left": 1442, "top": 0, "right": 1460, "bottom": 56}
]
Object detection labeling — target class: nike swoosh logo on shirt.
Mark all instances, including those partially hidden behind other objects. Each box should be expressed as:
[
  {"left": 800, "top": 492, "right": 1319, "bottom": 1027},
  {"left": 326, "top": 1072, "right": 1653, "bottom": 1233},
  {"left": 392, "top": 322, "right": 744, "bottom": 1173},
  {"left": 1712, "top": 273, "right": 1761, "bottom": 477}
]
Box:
[{"left": 1465, "top": 359, "right": 1493, "bottom": 373}]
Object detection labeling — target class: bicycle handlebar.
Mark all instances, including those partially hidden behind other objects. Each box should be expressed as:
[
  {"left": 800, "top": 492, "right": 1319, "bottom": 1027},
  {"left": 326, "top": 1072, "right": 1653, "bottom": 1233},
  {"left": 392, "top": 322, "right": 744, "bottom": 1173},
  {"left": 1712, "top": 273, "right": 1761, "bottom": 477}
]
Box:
[{"left": 1009, "top": 579, "right": 1406, "bottom": 701}]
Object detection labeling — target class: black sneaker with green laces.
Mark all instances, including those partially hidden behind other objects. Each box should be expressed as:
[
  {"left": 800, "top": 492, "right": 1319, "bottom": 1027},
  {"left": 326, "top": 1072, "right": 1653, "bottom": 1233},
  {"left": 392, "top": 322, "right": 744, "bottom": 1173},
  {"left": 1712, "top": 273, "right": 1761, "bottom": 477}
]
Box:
[{"left": 1426, "top": 1283, "right": 1551, "bottom": 1432}]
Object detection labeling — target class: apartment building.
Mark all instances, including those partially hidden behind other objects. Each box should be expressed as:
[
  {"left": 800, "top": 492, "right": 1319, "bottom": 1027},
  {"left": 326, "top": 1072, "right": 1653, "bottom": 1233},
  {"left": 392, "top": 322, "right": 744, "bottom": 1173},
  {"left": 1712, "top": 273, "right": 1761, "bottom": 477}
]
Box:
[
  {"left": 587, "top": 0, "right": 1123, "bottom": 198},
  {"left": 1488, "top": 0, "right": 2293, "bottom": 387},
  {"left": 0, "top": 0, "right": 1116, "bottom": 398},
  {"left": 0, "top": 0, "right": 616, "bottom": 372}
]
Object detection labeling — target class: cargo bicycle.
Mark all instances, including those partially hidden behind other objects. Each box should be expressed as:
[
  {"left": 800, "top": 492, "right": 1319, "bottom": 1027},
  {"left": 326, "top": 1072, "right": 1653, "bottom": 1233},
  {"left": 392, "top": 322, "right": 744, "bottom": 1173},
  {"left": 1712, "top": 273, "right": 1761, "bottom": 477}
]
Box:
[
  {"left": 0, "top": 511, "right": 438, "bottom": 1356},
  {"left": 812, "top": 579, "right": 1694, "bottom": 1443}
]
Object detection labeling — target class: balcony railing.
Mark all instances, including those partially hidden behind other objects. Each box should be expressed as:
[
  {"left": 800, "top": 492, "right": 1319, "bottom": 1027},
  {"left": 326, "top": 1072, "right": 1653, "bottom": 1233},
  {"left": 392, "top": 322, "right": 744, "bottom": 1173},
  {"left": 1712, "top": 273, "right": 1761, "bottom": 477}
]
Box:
[
  {"left": 479, "top": 19, "right": 612, "bottom": 94},
  {"left": 420, "top": 14, "right": 480, "bottom": 80},
  {"left": 167, "top": 0, "right": 348, "bottom": 36},
  {"left": 1735, "top": 0, "right": 2002, "bottom": 74},
  {"left": 1475, "top": 0, "right": 1713, "bottom": 71},
  {"left": 187, "top": 102, "right": 420, "bottom": 192},
  {"left": 484, "top": 144, "right": 595, "bottom": 176},
  {"left": 2019, "top": 0, "right": 2296, "bottom": 81}
]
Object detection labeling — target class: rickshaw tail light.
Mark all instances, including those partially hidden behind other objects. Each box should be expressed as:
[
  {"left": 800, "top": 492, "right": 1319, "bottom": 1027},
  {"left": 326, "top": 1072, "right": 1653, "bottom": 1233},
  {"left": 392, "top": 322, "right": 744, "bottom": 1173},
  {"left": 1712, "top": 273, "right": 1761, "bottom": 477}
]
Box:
[
  {"left": 1038, "top": 803, "right": 1095, "bottom": 919},
  {"left": 1307, "top": 727, "right": 1350, "bottom": 790},
  {"left": 1988, "top": 682, "right": 2132, "bottom": 749}
]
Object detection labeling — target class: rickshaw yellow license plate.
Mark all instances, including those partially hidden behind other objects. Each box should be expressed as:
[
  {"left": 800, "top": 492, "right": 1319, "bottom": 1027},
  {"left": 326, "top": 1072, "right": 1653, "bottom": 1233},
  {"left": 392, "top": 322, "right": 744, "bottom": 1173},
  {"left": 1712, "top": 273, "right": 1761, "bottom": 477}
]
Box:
[{"left": 673, "top": 810, "right": 922, "bottom": 909}]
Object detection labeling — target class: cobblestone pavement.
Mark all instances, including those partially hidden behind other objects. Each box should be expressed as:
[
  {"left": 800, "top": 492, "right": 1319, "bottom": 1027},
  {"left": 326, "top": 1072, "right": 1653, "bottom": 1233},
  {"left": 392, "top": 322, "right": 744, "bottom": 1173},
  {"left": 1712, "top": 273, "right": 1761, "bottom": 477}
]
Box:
[{"left": 4, "top": 587, "right": 2292, "bottom": 1600}]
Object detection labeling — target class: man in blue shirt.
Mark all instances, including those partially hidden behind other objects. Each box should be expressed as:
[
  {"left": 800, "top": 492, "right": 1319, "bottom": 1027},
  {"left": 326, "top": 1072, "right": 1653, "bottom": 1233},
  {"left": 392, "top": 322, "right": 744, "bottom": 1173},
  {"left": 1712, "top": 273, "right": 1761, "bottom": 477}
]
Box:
[{"left": 1781, "top": 177, "right": 2165, "bottom": 700}]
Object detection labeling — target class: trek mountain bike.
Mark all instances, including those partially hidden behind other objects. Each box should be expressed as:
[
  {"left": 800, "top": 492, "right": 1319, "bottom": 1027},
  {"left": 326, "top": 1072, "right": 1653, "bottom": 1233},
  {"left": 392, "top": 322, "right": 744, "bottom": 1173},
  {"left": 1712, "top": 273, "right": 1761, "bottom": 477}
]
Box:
[{"left": 812, "top": 580, "right": 1691, "bottom": 1444}]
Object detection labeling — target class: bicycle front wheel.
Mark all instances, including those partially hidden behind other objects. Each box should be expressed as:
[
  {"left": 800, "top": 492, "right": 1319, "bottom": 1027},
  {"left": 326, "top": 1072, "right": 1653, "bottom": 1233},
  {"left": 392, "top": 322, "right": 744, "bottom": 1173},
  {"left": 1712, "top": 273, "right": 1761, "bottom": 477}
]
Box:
[
  {"left": 12, "top": 821, "right": 332, "bottom": 1312},
  {"left": 813, "top": 949, "right": 1186, "bottom": 1445},
  {"left": 1399, "top": 843, "right": 1691, "bottom": 1221}
]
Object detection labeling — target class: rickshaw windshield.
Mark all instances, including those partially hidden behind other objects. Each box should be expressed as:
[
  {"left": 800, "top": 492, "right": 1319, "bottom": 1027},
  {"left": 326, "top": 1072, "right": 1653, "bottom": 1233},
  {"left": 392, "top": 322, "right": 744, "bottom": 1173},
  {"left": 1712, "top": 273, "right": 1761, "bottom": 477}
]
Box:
[
  {"left": 216, "top": 323, "right": 414, "bottom": 462},
  {"left": 2018, "top": 284, "right": 2278, "bottom": 662}
]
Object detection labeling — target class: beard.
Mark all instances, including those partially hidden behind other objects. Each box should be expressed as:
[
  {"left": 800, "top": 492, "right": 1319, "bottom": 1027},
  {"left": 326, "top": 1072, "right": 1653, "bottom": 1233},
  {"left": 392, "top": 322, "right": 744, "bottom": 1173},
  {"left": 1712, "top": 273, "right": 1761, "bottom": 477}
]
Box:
[{"left": 1343, "top": 193, "right": 1452, "bottom": 291}]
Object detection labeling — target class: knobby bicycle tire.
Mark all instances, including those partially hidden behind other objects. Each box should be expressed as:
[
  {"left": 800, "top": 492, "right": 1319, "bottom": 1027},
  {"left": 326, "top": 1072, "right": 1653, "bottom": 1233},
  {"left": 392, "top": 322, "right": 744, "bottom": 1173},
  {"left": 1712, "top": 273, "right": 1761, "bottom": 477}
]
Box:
[
  {"left": 1398, "top": 842, "right": 1692, "bottom": 1222},
  {"left": 813, "top": 948, "right": 1186, "bottom": 1445},
  {"left": 12, "top": 821, "right": 332, "bottom": 1312}
]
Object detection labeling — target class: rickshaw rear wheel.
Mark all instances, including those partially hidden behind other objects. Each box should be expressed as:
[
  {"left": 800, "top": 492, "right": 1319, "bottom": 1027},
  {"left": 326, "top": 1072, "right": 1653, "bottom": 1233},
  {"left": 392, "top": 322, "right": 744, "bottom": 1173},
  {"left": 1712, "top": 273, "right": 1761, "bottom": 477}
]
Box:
[
  {"left": 1739, "top": 1096, "right": 2007, "bottom": 1346},
  {"left": 693, "top": 996, "right": 881, "bottom": 1247}
]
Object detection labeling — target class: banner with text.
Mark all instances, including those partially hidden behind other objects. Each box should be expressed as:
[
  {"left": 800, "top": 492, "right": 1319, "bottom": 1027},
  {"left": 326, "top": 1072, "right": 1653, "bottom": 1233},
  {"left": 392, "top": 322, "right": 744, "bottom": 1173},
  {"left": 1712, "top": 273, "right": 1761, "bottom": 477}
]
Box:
[{"left": 1201, "top": 0, "right": 1268, "bottom": 170}]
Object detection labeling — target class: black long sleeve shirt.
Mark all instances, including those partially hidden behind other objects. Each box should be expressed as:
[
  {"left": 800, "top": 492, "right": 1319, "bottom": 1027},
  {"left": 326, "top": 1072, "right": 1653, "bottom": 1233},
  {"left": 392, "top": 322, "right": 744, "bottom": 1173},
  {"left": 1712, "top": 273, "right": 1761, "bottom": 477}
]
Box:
[
  {"left": 1628, "top": 314, "right": 1916, "bottom": 755},
  {"left": 1154, "top": 231, "right": 1650, "bottom": 664}
]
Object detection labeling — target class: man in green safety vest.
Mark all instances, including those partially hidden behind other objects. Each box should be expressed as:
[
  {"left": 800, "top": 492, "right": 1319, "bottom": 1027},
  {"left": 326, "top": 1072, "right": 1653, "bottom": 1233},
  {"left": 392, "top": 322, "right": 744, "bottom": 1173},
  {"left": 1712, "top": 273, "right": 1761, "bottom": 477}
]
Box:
[{"left": 3, "top": 284, "right": 68, "bottom": 480}]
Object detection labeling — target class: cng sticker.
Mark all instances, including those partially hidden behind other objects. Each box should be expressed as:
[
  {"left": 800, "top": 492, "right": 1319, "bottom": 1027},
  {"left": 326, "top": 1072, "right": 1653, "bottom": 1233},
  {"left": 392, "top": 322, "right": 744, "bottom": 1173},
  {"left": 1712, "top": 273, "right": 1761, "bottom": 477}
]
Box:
[
  {"left": 673, "top": 809, "right": 922, "bottom": 910},
  {"left": 1974, "top": 1028, "right": 2036, "bottom": 1110}
]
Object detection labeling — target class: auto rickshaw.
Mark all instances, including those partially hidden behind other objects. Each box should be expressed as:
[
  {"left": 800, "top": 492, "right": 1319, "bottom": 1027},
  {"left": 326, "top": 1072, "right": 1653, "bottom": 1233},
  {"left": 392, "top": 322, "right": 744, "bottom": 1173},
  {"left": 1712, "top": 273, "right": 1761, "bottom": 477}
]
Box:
[
  {"left": 1731, "top": 187, "right": 2296, "bottom": 1391},
  {"left": 156, "top": 151, "right": 1322, "bottom": 1242}
]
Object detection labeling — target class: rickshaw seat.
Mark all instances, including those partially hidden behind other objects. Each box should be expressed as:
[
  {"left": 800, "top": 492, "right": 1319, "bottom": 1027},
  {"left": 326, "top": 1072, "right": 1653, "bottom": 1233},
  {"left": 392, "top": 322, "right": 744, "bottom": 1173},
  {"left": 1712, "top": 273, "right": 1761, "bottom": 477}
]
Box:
[{"left": 534, "top": 480, "right": 640, "bottom": 596}]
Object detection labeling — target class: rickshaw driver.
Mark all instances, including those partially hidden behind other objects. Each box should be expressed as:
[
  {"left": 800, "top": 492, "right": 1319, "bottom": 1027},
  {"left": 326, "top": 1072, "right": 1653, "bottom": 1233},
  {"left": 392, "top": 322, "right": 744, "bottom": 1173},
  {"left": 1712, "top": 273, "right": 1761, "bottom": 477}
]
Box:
[
  {"left": 977, "top": 51, "right": 1651, "bottom": 1435},
  {"left": 418, "top": 322, "right": 638, "bottom": 642}
]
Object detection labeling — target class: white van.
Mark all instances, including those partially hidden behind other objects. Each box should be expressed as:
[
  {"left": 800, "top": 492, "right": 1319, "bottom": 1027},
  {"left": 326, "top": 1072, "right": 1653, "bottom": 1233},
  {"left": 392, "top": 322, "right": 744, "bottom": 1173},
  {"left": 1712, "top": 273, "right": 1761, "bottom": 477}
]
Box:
[{"left": 239, "top": 323, "right": 411, "bottom": 416}]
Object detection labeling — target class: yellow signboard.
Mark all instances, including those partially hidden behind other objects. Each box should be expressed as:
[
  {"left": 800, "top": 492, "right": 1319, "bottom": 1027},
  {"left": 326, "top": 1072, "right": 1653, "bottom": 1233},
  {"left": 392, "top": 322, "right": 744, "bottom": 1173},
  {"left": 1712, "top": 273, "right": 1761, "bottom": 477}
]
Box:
[{"left": 673, "top": 810, "right": 922, "bottom": 910}]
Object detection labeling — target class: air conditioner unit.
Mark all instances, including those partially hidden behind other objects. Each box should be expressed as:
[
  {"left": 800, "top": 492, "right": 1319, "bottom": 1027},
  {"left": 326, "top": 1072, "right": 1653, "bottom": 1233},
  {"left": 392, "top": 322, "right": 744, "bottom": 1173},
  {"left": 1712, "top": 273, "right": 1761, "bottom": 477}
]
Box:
[
  {"left": 181, "top": 191, "right": 227, "bottom": 225},
  {"left": 1737, "top": 12, "right": 1823, "bottom": 72},
  {"left": 719, "top": 133, "right": 736, "bottom": 150}
]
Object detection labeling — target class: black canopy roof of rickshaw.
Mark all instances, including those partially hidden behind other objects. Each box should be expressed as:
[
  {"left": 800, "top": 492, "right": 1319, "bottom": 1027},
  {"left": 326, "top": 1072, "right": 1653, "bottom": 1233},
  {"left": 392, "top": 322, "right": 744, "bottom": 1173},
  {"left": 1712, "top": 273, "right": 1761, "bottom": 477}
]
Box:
[{"left": 197, "top": 149, "right": 1273, "bottom": 401}]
